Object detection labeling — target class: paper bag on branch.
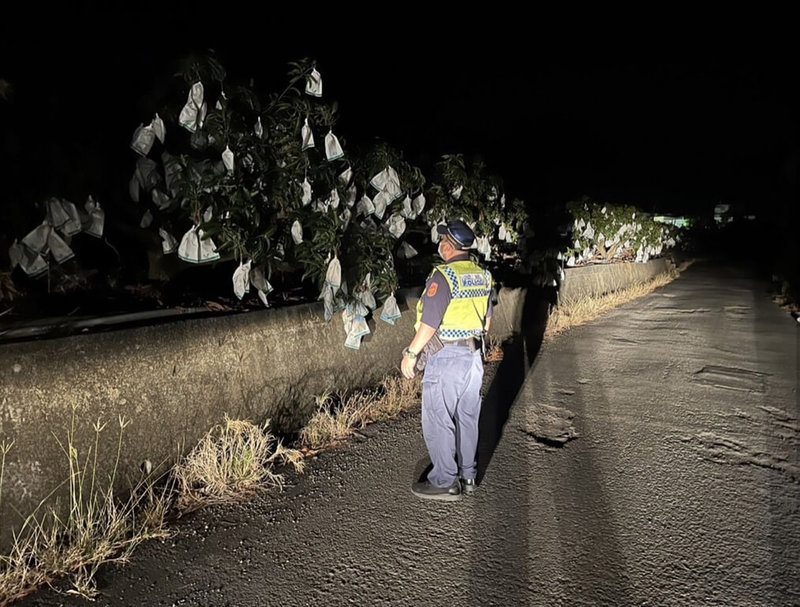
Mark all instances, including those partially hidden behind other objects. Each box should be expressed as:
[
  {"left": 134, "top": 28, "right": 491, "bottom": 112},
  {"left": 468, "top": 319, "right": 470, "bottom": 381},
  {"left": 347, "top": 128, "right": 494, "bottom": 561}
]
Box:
[
  {"left": 178, "top": 226, "right": 220, "bottom": 263},
  {"left": 340, "top": 208, "right": 352, "bottom": 231},
  {"left": 291, "top": 220, "right": 303, "bottom": 245},
  {"left": 356, "top": 195, "right": 375, "bottom": 217},
  {"left": 412, "top": 193, "right": 426, "bottom": 214},
  {"left": 83, "top": 196, "right": 105, "bottom": 237},
  {"left": 305, "top": 68, "right": 322, "bottom": 97},
  {"left": 21, "top": 222, "right": 51, "bottom": 254},
  {"left": 324, "top": 255, "right": 341, "bottom": 291},
  {"left": 325, "top": 130, "right": 344, "bottom": 161},
  {"left": 345, "top": 184, "right": 357, "bottom": 206},
  {"left": 135, "top": 157, "right": 160, "bottom": 192},
  {"left": 386, "top": 214, "right": 406, "bottom": 239},
  {"left": 59, "top": 199, "right": 82, "bottom": 237},
  {"left": 380, "top": 293, "right": 402, "bottom": 325},
  {"left": 338, "top": 166, "right": 353, "bottom": 186},
  {"left": 179, "top": 82, "right": 205, "bottom": 133},
  {"left": 373, "top": 191, "right": 389, "bottom": 220},
  {"left": 8, "top": 240, "right": 22, "bottom": 270},
  {"left": 232, "top": 259, "right": 252, "bottom": 299},
  {"left": 397, "top": 242, "right": 418, "bottom": 259},
  {"left": 151, "top": 188, "right": 171, "bottom": 211},
  {"left": 301, "top": 177, "right": 313, "bottom": 206},
  {"left": 45, "top": 197, "right": 70, "bottom": 230},
  {"left": 159, "top": 228, "right": 178, "bottom": 254},
  {"left": 18, "top": 247, "right": 49, "bottom": 278},
  {"left": 301, "top": 118, "right": 315, "bottom": 150},
  {"left": 140, "top": 209, "right": 153, "bottom": 229},
  {"left": 222, "top": 145, "right": 234, "bottom": 172},
  {"left": 151, "top": 113, "right": 165, "bottom": 143},
  {"left": 249, "top": 265, "right": 273, "bottom": 307},
  {"left": 328, "top": 188, "right": 340, "bottom": 209},
  {"left": 47, "top": 230, "right": 74, "bottom": 264},
  {"left": 401, "top": 195, "right": 416, "bottom": 219},
  {"left": 130, "top": 123, "right": 155, "bottom": 156}
]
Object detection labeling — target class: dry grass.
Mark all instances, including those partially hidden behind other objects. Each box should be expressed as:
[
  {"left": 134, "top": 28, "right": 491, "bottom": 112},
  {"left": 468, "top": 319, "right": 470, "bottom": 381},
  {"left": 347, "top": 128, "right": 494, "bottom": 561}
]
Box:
[
  {"left": 173, "top": 417, "right": 305, "bottom": 514},
  {"left": 298, "top": 391, "right": 372, "bottom": 452},
  {"left": 1, "top": 413, "right": 308, "bottom": 603},
  {"left": 0, "top": 415, "right": 171, "bottom": 605},
  {"left": 484, "top": 334, "right": 504, "bottom": 362},
  {"left": 0, "top": 272, "right": 17, "bottom": 303},
  {"left": 374, "top": 375, "right": 423, "bottom": 420},
  {"left": 773, "top": 295, "right": 800, "bottom": 321},
  {"left": 544, "top": 269, "right": 681, "bottom": 342},
  {"left": 299, "top": 374, "right": 422, "bottom": 452},
  {"left": 0, "top": 482, "right": 172, "bottom": 605}
]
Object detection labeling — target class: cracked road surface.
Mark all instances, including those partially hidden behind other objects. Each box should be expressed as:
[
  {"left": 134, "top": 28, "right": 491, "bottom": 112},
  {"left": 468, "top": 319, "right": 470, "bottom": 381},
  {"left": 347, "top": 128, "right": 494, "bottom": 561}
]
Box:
[{"left": 20, "top": 261, "right": 800, "bottom": 606}]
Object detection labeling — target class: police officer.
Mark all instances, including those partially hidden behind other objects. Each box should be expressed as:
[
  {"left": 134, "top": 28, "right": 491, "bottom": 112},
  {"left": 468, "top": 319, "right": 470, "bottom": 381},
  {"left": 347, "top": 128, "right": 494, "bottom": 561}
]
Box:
[{"left": 401, "top": 219, "right": 493, "bottom": 501}]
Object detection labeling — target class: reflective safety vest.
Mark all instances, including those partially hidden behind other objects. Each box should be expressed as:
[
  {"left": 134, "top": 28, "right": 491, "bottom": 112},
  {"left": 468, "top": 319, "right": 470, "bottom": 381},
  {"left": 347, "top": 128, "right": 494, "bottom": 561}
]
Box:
[{"left": 415, "top": 260, "right": 493, "bottom": 340}]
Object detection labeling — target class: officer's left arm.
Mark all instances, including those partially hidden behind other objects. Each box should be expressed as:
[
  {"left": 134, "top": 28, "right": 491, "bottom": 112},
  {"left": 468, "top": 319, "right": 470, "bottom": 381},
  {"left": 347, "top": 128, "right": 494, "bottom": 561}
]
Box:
[
  {"left": 401, "top": 323, "right": 437, "bottom": 379},
  {"left": 401, "top": 272, "right": 450, "bottom": 379},
  {"left": 408, "top": 323, "right": 437, "bottom": 356}
]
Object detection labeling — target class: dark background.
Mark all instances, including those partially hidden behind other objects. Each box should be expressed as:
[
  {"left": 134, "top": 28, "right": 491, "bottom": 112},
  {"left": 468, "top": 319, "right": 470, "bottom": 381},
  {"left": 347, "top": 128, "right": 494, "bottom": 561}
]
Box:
[{"left": 1, "top": 7, "right": 797, "bottom": 283}]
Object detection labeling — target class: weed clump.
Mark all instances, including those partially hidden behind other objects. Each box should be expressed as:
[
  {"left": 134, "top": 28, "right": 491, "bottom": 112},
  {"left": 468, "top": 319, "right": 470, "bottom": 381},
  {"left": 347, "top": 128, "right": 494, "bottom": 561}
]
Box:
[
  {"left": 299, "top": 374, "right": 421, "bottom": 452},
  {"left": 173, "top": 417, "right": 305, "bottom": 514},
  {"left": 0, "top": 414, "right": 171, "bottom": 604}
]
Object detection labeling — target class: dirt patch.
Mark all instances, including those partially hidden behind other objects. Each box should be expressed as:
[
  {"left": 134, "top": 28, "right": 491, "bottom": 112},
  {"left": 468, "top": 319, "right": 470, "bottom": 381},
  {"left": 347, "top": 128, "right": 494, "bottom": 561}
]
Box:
[
  {"left": 772, "top": 294, "right": 800, "bottom": 322},
  {"left": 521, "top": 403, "right": 579, "bottom": 447}
]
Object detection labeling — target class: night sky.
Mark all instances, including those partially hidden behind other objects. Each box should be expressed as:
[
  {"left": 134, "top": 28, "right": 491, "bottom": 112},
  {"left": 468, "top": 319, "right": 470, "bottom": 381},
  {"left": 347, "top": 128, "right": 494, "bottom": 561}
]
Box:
[{"left": 1, "top": 8, "right": 797, "bottom": 239}]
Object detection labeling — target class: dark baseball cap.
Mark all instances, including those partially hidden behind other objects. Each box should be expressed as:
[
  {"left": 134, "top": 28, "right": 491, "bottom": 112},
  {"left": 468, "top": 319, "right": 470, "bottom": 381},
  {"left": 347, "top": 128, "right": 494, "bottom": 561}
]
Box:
[{"left": 436, "top": 219, "right": 475, "bottom": 249}]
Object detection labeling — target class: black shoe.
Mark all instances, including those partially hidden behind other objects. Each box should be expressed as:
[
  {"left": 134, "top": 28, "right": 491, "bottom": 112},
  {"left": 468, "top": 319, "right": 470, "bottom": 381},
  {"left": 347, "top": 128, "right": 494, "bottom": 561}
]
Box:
[
  {"left": 460, "top": 478, "right": 476, "bottom": 495},
  {"left": 411, "top": 479, "right": 461, "bottom": 501}
]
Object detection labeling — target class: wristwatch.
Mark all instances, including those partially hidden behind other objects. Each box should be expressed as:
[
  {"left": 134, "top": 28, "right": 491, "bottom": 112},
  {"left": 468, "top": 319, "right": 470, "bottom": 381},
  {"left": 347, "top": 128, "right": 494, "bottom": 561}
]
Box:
[{"left": 402, "top": 347, "right": 418, "bottom": 360}]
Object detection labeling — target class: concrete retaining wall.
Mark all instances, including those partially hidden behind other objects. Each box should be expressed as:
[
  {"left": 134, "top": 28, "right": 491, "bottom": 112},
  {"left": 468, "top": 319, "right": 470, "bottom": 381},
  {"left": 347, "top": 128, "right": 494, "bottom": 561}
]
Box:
[
  {"left": 0, "top": 286, "right": 526, "bottom": 543},
  {"left": 558, "top": 258, "right": 674, "bottom": 305}
]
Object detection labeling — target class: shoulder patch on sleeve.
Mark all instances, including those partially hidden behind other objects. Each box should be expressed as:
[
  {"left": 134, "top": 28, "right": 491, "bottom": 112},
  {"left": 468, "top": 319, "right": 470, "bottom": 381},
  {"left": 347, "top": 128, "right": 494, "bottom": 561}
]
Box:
[{"left": 426, "top": 282, "right": 439, "bottom": 297}]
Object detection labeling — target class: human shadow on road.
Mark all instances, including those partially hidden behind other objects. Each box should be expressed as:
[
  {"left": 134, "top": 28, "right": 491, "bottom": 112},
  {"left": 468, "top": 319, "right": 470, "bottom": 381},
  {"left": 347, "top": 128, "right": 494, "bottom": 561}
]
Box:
[{"left": 476, "top": 283, "right": 554, "bottom": 485}]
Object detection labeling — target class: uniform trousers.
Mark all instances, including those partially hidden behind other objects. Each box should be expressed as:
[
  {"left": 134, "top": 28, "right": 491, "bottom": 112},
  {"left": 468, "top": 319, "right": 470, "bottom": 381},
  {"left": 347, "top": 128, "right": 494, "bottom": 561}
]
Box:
[{"left": 421, "top": 344, "right": 484, "bottom": 488}]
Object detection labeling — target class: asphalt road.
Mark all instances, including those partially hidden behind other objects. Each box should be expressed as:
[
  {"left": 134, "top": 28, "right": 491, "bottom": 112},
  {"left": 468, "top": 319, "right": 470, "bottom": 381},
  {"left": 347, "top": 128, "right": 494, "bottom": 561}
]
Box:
[{"left": 20, "top": 260, "right": 800, "bottom": 607}]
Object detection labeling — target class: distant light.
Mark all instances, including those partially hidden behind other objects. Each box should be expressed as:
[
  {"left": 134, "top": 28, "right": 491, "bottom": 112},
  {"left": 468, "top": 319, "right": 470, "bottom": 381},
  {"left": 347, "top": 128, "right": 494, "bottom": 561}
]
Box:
[{"left": 654, "top": 215, "right": 690, "bottom": 228}]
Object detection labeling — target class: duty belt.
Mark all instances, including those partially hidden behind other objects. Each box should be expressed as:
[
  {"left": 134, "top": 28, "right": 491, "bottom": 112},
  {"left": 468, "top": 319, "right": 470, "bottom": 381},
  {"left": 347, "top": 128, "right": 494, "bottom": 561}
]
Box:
[{"left": 441, "top": 337, "right": 481, "bottom": 351}]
